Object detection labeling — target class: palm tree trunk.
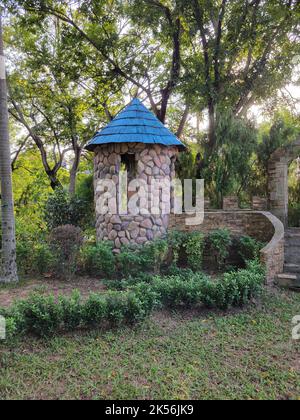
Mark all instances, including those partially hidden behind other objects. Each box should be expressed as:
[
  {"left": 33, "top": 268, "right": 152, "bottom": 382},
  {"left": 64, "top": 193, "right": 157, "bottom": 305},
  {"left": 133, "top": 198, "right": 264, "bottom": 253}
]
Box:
[{"left": 0, "top": 12, "right": 18, "bottom": 283}]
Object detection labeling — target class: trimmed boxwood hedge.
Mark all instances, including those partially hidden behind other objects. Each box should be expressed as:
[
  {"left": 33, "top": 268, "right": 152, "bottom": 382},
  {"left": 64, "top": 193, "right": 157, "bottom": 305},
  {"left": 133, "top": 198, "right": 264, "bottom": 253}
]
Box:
[{"left": 1, "top": 260, "right": 265, "bottom": 339}]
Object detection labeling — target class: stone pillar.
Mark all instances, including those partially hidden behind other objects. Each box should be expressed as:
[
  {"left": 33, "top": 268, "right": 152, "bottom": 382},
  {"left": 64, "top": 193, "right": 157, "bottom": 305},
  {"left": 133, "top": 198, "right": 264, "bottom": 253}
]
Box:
[
  {"left": 268, "top": 139, "right": 300, "bottom": 227},
  {"left": 268, "top": 158, "right": 289, "bottom": 226}
]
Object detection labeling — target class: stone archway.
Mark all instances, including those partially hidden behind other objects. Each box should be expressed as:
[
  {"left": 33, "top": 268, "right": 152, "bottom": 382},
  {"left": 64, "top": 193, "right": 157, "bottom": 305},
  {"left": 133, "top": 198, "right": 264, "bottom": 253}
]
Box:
[{"left": 268, "top": 138, "right": 300, "bottom": 226}]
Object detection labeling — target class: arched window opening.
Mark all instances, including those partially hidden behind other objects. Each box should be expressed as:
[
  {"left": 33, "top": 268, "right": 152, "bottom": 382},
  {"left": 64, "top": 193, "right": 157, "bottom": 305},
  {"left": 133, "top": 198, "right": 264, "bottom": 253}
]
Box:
[{"left": 121, "top": 153, "right": 137, "bottom": 181}]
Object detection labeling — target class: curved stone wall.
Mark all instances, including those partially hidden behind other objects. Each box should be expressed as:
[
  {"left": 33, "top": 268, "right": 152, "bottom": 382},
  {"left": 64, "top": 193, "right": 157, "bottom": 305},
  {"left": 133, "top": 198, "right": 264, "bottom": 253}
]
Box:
[
  {"left": 260, "top": 212, "right": 285, "bottom": 285},
  {"left": 94, "top": 142, "right": 178, "bottom": 250}
]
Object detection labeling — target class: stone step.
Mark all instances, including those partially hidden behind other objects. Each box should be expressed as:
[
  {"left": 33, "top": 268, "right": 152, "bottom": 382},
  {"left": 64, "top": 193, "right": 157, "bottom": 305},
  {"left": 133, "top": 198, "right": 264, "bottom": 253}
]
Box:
[
  {"left": 276, "top": 273, "right": 300, "bottom": 289},
  {"left": 285, "top": 237, "right": 300, "bottom": 246},
  {"left": 285, "top": 246, "right": 300, "bottom": 256},
  {"left": 285, "top": 256, "right": 300, "bottom": 265},
  {"left": 284, "top": 263, "right": 300, "bottom": 274},
  {"left": 285, "top": 231, "right": 300, "bottom": 237},
  {"left": 285, "top": 250, "right": 300, "bottom": 260},
  {"left": 286, "top": 228, "right": 300, "bottom": 234}
]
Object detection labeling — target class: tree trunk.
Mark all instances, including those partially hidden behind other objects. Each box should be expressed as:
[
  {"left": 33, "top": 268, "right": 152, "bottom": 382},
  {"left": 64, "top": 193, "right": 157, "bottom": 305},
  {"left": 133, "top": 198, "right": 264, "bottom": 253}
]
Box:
[
  {"left": 207, "top": 101, "right": 216, "bottom": 152},
  {"left": 0, "top": 13, "right": 18, "bottom": 283},
  {"left": 69, "top": 146, "right": 82, "bottom": 195}
]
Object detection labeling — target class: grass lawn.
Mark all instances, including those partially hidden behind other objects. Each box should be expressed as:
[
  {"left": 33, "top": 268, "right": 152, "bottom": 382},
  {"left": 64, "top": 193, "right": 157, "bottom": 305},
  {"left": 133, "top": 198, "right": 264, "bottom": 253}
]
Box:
[{"left": 0, "top": 287, "right": 299, "bottom": 400}]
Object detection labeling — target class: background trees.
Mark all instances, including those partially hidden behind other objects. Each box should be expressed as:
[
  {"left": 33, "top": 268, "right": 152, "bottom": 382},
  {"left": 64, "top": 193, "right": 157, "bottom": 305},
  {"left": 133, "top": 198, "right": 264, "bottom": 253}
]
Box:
[
  {"left": 1, "top": 0, "right": 300, "bottom": 213},
  {"left": 6, "top": 14, "right": 124, "bottom": 192}
]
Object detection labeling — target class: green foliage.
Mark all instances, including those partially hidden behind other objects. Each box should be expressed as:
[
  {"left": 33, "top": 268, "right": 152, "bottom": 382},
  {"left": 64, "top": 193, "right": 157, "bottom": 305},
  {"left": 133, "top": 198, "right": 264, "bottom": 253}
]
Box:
[
  {"left": 75, "top": 175, "right": 94, "bottom": 227},
  {"left": 167, "top": 230, "right": 186, "bottom": 267},
  {"left": 116, "top": 239, "right": 168, "bottom": 277},
  {"left": 139, "top": 239, "right": 169, "bottom": 274},
  {"left": 12, "top": 294, "right": 63, "bottom": 337},
  {"left": 162, "top": 260, "right": 265, "bottom": 311},
  {"left": 104, "top": 273, "right": 154, "bottom": 291},
  {"left": 49, "top": 225, "right": 84, "bottom": 280},
  {"left": 288, "top": 204, "right": 300, "bottom": 228},
  {"left": 82, "top": 293, "right": 108, "bottom": 326},
  {"left": 203, "top": 112, "right": 257, "bottom": 206},
  {"left": 116, "top": 245, "right": 146, "bottom": 278},
  {"left": 237, "top": 236, "right": 265, "bottom": 264},
  {"left": 15, "top": 222, "right": 262, "bottom": 279},
  {"left": 288, "top": 159, "right": 300, "bottom": 227},
  {"left": 175, "top": 149, "right": 197, "bottom": 182},
  {"left": 184, "top": 232, "right": 205, "bottom": 271},
  {"left": 44, "top": 189, "right": 88, "bottom": 230},
  {"left": 80, "top": 242, "right": 116, "bottom": 278},
  {"left": 168, "top": 231, "right": 205, "bottom": 271},
  {"left": 5, "top": 0, "right": 300, "bottom": 211},
  {"left": 258, "top": 119, "right": 299, "bottom": 175},
  {"left": 4, "top": 260, "right": 265, "bottom": 339},
  {"left": 16, "top": 240, "right": 56, "bottom": 275},
  {"left": 152, "top": 274, "right": 206, "bottom": 308},
  {"left": 207, "top": 229, "right": 232, "bottom": 270},
  {"left": 59, "top": 290, "right": 82, "bottom": 330}
]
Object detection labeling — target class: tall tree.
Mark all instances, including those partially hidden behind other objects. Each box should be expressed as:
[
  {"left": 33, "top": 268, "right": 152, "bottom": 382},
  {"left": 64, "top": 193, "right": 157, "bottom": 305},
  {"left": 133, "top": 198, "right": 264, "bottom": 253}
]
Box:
[
  {"left": 4, "top": 0, "right": 189, "bottom": 133},
  {"left": 6, "top": 14, "right": 123, "bottom": 192},
  {"left": 183, "top": 0, "right": 300, "bottom": 155},
  {"left": 0, "top": 10, "right": 18, "bottom": 283}
]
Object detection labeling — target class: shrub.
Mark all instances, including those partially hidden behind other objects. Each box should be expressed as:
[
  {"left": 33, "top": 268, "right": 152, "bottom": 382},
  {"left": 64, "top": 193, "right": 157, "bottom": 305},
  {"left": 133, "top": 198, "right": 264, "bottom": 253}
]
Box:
[
  {"left": 3, "top": 261, "right": 265, "bottom": 340},
  {"left": 104, "top": 272, "right": 154, "bottom": 291},
  {"left": 207, "top": 229, "right": 232, "bottom": 270},
  {"left": 49, "top": 225, "right": 84, "bottom": 280},
  {"left": 221, "top": 263, "right": 265, "bottom": 308},
  {"left": 152, "top": 275, "right": 204, "bottom": 307},
  {"left": 164, "top": 265, "right": 195, "bottom": 278},
  {"left": 184, "top": 232, "right": 205, "bottom": 271},
  {"left": 12, "top": 294, "right": 63, "bottom": 337},
  {"left": 105, "top": 292, "right": 128, "bottom": 326},
  {"left": 80, "top": 242, "right": 116, "bottom": 278},
  {"left": 123, "top": 292, "right": 149, "bottom": 324},
  {"left": 32, "top": 243, "right": 57, "bottom": 275},
  {"left": 168, "top": 231, "right": 205, "bottom": 271},
  {"left": 237, "top": 236, "right": 265, "bottom": 264},
  {"left": 16, "top": 240, "right": 56, "bottom": 276},
  {"left": 44, "top": 188, "right": 87, "bottom": 230},
  {"left": 117, "top": 239, "right": 168, "bottom": 277},
  {"left": 131, "top": 283, "right": 160, "bottom": 314},
  {"left": 16, "top": 240, "right": 34, "bottom": 274},
  {"left": 116, "top": 245, "right": 148, "bottom": 277},
  {"left": 167, "top": 231, "right": 186, "bottom": 267},
  {"left": 82, "top": 293, "right": 108, "bottom": 326},
  {"left": 59, "top": 290, "right": 82, "bottom": 330},
  {"left": 139, "top": 239, "right": 169, "bottom": 274},
  {"left": 288, "top": 203, "right": 300, "bottom": 228}
]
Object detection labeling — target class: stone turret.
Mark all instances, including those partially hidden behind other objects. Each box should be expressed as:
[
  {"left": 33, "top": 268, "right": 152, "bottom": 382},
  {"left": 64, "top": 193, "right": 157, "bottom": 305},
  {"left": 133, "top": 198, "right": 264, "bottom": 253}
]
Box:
[{"left": 85, "top": 98, "right": 185, "bottom": 250}]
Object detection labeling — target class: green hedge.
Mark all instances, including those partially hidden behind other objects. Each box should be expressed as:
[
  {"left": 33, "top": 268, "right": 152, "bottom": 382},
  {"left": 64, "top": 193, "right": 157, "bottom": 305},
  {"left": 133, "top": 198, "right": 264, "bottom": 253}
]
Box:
[
  {"left": 1, "top": 261, "right": 265, "bottom": 340},
  {"left": 16, "top": 227, "right": 265, "bottom": 279}
]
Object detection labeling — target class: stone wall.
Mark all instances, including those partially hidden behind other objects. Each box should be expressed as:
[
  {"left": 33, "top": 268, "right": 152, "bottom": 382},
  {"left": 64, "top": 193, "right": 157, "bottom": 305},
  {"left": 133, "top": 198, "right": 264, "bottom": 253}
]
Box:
[
  {"left": 169, "top": 210, "right": 284, "bottom": 284},
  {"left": 94, "top": 142, "right": 178, "bottom": 251},
  {"left": 169, "top": 210, "right": 274, "bottom": 242}
]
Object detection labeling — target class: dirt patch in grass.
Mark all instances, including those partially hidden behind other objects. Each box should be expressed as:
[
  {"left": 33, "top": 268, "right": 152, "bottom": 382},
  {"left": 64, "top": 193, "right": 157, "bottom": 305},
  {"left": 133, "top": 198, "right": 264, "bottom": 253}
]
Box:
[{"left": 0, "top": 277, "right": 107, "bottom": 308}]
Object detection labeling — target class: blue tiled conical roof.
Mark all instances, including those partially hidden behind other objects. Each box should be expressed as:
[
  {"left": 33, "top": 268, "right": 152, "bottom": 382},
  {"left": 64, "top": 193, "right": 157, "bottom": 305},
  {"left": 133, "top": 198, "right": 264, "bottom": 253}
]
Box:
[{"left": 85, "top": 98, "right": 186, "bottom": 151}]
